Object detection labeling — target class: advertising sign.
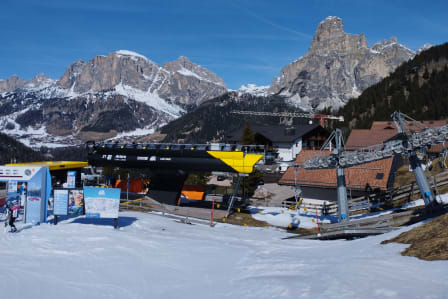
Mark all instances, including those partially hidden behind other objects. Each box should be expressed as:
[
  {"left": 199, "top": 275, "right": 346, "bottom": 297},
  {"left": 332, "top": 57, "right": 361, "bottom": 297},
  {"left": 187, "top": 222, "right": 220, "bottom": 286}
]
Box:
[
  {"left": 26, "top": 168, "right": 43, "bottom": 224},
  {"left": 0, "top": 166, "right": 39, "bottom": 181},
  {"left": 84, "top": 187, "right": 120, "bottom": 219},
  {"left": 7, "top": 180, "right": 18, "bottom": 201},
  {"left": 53, "top": 189, "right": 69, "bottom": 216},
  {"left": 66, "top": 171, "right": 76, "bottom": 188},
  {"left": 69, "top": 189, "right": 84, "bottom": 215}
]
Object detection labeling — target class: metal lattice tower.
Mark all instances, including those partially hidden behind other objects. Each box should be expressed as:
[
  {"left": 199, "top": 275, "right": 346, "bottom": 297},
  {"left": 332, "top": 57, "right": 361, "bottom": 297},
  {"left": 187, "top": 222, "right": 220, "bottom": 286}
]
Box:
[
  {"left": 231, "top": 110, "right": 344, "bottom": 127},
  {"left": 303, "top": 112, "right": 447, "bottom": 219}
]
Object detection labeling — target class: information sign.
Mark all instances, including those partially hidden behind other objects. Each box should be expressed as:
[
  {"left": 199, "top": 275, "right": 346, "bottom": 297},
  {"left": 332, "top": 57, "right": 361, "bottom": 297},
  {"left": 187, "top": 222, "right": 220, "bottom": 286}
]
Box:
[
  {"left": 66, "top": 171, "right": 76, "bottom": 188},
  {"left": 53, "top": 189, "right": 69, "bottom": 216},
  {"left": 84, "top": 187, "right": 120, "bottom": 218}
]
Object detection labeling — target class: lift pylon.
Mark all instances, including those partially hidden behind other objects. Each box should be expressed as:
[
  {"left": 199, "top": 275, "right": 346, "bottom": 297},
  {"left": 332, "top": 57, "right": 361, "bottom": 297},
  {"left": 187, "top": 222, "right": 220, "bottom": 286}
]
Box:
[{"left": 304, "top": 112, "right": 448, "bottom": 216}]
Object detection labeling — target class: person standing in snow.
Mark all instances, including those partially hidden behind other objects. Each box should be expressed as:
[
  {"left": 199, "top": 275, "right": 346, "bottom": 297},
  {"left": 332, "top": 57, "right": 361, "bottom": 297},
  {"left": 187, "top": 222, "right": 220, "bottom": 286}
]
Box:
[{"left": 4, "top": 201, "right": 19, "bottom": 232}]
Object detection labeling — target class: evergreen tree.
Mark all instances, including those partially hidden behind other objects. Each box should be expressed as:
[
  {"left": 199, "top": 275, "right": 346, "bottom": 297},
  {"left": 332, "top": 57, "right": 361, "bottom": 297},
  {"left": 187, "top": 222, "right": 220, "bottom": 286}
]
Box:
[{"left": 240, "top": 122, "right": 256, "bottom": 145}]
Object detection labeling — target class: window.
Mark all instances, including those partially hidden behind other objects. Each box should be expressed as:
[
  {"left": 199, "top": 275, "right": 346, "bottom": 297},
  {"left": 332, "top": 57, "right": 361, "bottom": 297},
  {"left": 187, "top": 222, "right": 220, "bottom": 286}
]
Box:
[{"left": 376, "top": 173, "right": 384, "bottom": 180}]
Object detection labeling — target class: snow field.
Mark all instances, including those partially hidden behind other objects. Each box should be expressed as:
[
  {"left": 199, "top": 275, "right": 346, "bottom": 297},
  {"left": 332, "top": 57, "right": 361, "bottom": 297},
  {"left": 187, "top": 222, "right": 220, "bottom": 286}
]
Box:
[
  {"left": 250, "top": 206, "right": 335, "bottom": 229},
  {"left": 0, "top": 210, "right": 447, "bottom": 299}
]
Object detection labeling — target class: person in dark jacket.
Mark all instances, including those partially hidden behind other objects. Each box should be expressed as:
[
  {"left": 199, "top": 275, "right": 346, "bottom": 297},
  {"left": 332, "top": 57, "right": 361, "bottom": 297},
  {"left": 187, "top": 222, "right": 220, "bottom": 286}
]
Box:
[{"left": 4, "top": 201, "right": 18, "bottom": 232}]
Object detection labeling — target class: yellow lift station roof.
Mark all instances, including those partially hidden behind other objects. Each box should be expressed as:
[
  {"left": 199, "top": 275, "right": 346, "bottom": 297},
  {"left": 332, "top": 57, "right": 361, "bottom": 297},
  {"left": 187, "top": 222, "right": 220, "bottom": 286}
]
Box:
[{"left": 6, "top": 161, "right": 89, "bottom": 171}]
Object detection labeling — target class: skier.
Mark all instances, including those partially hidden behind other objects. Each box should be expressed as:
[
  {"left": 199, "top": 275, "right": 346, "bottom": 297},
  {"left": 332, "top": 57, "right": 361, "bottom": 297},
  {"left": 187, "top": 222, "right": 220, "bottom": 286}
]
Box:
[{"left": 4, "top": 201, "right": 19, "bottom": 232}]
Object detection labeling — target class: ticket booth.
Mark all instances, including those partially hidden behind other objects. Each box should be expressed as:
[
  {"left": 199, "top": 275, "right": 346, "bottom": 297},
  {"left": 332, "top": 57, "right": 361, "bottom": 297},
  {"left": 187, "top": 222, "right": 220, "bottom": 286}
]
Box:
[{"left": 0, "top": 166, "right": 51, "bottom": 225}]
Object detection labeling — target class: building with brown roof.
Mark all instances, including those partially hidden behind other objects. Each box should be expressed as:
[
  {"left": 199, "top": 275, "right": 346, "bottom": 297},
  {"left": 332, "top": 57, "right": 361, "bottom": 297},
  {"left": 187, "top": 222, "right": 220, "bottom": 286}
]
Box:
[
  {"left": 346, "top": 120, "right": 448, "bottom": 154},
  {"left": 278, "top": 150, "right": 398, "bottom": 202}
]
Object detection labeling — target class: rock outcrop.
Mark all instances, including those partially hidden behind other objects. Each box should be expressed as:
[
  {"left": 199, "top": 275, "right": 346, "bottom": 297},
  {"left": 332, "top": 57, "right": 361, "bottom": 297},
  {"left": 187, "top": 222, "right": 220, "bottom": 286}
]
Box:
[
  {"left": 161, "top": 56, "right": 226, "bottom": 106},
  {"left": 0, "top": 75, "right": 26, "bottom": 93},
  {"left": 56, "top": 51, "right": 227, "bottom": 107},
  {"left": 269, "top": 16, "right": 415, "bottom": 111}
]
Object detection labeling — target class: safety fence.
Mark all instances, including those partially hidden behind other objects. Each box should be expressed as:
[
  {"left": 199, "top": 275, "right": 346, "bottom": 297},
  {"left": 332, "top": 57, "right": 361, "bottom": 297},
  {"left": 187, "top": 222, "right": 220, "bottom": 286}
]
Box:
[
  {"left": 280, "top": 170, "right": 448, "bottom": 216},
  {"left": 347, "top": 171, "right": 448, "bottom": 213}
]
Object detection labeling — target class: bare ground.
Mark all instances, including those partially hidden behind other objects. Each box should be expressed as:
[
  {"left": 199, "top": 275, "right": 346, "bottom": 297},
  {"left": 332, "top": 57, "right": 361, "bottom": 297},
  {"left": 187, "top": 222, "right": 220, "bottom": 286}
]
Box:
[{"left": 382, "top": 211, "right": 448, "bottom": 261}]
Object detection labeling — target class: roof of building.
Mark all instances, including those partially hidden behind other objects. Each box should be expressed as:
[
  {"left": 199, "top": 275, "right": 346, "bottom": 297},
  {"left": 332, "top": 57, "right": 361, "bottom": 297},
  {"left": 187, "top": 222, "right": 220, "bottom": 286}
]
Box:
[
  {"left": 346, "top": 120, "right": 448, "bottom": 153},
  {"left": 227, "top": 123, "right": 321, "bottom": 143},
  {"left": 5, "top": 161, "right": 88, "bottom": 171},
  {"left": 278, "top": 150, "right": 395, "bottom": 191}
]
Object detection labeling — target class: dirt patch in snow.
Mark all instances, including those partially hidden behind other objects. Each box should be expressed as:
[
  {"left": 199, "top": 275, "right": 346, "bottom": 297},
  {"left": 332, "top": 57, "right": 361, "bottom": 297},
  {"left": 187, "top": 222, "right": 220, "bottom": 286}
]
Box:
[{"left": 382, "top": 211, "right": 448, "bottom": 260}]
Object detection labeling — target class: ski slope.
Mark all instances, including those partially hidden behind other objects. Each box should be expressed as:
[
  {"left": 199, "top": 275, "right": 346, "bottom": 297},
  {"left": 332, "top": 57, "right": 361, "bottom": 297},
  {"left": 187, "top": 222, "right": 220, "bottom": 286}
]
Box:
[{"left": 0, "top": 211, "right": 447, "bottom": 299}]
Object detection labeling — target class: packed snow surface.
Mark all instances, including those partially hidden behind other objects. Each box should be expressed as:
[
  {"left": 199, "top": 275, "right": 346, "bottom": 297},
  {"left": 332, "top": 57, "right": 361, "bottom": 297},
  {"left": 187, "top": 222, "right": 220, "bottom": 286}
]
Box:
[
  {"left": 1, "top": 210, "right": 447, "bottom": 299},
  {"left": 249, "top": 206, "right": 335, "bottom": 228}
]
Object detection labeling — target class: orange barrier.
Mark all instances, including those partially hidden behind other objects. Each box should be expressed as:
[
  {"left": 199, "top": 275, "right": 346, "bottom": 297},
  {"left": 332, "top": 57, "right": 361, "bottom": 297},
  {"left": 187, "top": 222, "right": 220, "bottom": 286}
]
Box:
[
  {"left": 177, "top": 185, "right": 205, "bottom": 205},
  {"left": 180, "top": 185, "right": 205, "bottom": 201},
  {"left": 114, "top": 179, "right": 149, "bottom": 193}
]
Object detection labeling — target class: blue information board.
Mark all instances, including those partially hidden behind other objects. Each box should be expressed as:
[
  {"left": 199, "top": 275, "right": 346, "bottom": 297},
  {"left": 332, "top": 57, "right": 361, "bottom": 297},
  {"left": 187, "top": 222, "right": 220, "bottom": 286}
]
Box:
[
  {"left": 53, "top": 189, "right": 69, "bottom": 216},
  {"left": 7, "top": 180, "right": 18, "bottom": 202},
  {"left": 67, "top": 171, "right": 76, "bottom": 188},
  {"left": 84, "top": 187, "right": 121, "bottom": 218},
  {"left": 26, "top": 168, "right": 43, "bottom": 224}
]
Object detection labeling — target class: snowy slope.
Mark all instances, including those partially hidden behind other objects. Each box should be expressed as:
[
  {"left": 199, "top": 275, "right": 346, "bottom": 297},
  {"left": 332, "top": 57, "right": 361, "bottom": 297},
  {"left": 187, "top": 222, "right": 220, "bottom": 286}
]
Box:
[
  {"left": 0, "top": 210, "right": 446, "bottom": 299},
  {"left": 237, "top": 84, "right": 270, "bottom": 97}
]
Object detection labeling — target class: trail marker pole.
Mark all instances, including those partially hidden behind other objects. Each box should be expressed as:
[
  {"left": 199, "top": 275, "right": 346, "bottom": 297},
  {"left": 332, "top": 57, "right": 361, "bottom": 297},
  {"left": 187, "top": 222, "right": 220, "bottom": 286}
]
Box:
[{"left": 210, "top": 196, "right": 215, "bottom": 227}]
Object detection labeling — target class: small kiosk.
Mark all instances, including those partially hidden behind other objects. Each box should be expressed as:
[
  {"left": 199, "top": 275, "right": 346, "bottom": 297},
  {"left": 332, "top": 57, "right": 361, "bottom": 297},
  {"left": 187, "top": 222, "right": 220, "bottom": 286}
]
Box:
[{"left": 0, "top": 166, "right": 51, "bottom": 224}]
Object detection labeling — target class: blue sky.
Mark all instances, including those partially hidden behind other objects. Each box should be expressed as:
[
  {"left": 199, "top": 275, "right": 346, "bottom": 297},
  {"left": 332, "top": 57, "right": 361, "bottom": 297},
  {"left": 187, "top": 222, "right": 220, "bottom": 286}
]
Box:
[{"left": 1, "top": 0, "right": 447, "bottom": 89}]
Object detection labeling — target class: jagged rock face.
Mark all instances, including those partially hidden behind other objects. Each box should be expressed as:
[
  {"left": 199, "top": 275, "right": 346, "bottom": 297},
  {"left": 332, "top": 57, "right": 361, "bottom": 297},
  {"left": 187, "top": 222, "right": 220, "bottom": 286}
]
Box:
[
  {"left": 58, "top": 53, "right": 163, "bottom": 93},
  {"left": 57, "top": 51, "right": 226, "bottom": 107},
  {"left": 25, "top": 73, "right": 55, "bottom": 90},
  {"left": 0, "top": 75, "right": 26, "bottom": 93},
  {"left": 269, "top": 16, "right": 415, "bottom": 111},
  {"left": 161, "top": 56, "right": 226, "bottom": 106}
]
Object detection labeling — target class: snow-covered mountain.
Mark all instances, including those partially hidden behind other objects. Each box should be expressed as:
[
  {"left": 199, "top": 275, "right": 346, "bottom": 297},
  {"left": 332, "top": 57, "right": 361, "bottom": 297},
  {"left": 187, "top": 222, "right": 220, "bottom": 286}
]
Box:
[
  {"left": 0, "top": 50, "right": 227, "bottom": 147},
  {"left": 417, "top": 43, "right": 433, "bottom": 54},
  {"left": 269, "top": 16, "right": 417, "bottom": 111},
  {"left": 236, "top": 84, "right": 270, "bottom": 97}
]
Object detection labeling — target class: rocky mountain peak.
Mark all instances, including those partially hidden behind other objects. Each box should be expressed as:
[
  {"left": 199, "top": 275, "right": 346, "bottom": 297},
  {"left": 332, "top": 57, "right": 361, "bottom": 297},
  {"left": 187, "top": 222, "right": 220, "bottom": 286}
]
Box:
[
  {"left": 113, "top": 50, "right": 153, "bottom": 63},
  {"left": 314, "top": 16, "right": 345, "bottom": 41},
  {"left": 25, "top": 73, "right": 55, "bottom": 89},
  {"left": 162, "top": 56, "right": 226, "bottom": 88},
  {"left": 174, "top": 55, "right": 192, "bottom": 65},
  {"left": 58, "top": 59, "right": 86, "bottom": 90},
  {"left": 309, "top": 16, "right": 367, "bottom": 54},
  {"left": 270, "top": 16, "right": 416, "bottom": 111},
  {"left": 417, "top": 43, "right": 433, "bottom": 54},
  {"left": 0, "top": 75, "right": 26, "bottom": 93}
]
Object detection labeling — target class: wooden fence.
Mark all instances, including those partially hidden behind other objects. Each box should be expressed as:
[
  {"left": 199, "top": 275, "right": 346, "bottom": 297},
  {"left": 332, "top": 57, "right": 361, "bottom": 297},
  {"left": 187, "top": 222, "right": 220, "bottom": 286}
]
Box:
[
  {"left": 281, "top": 171, "right": 448, "bottom": 216},
  {"left": 347, "top": 171, "right": 448, "bottom": 213}
]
